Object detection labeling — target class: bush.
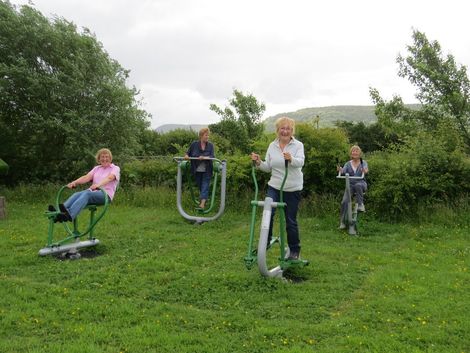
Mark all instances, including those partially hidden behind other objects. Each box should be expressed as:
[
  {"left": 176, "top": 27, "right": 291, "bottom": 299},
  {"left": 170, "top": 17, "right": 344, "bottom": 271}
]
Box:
[
  {"left": 367, "top": 131, "right": 470, "bottom": 219},
  {"left": 296, "top": 124, "right": 350, "bottom": 196}
]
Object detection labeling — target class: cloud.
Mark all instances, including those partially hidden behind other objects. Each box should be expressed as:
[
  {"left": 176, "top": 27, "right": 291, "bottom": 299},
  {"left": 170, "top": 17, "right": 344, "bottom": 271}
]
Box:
[{"left": 9, "top": 0, "right": 470, "bottom": 128}]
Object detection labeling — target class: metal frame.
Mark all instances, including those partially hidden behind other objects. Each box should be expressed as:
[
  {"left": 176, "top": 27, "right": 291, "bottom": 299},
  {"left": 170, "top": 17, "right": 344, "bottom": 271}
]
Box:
[
  {"left": 336, "top": 172, "right": 364, "bottom": 236},
  {"left": 245, "top": 160, "right": 308, "bottom": 278},
  {"left": 39, "top": 186, "right": 109, "bottom": 256},
  {"left": 173, "top": 157, "right": 227, "bottom": 224}
]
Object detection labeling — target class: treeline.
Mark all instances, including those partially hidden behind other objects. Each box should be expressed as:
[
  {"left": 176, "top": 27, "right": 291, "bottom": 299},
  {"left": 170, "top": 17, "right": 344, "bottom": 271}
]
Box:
[{"left": 1, "top": 2, "right": 469, "bottom": 218}]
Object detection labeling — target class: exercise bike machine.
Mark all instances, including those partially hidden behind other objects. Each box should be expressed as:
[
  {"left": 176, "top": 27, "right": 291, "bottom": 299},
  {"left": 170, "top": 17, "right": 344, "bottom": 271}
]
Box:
[{"left": 336, "top": 170, "right": 365, "bottom": 236}]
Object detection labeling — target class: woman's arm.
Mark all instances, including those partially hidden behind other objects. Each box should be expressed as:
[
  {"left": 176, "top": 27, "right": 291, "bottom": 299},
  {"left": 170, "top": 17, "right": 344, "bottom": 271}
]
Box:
[
  {"left": 90, "top": 173, "right": 116, "bottom": 191},
  {"left": 67, "top": 172, "right": 93, "bottom": 189},
  {"left": 289, "top": 142, "right": 305, "bottom": 168}
]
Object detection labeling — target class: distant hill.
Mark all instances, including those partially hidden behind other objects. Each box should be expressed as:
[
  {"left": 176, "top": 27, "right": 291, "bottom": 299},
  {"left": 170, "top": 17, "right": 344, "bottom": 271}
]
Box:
[
  {"left": 264, "top": 104, "right": 420, "bottom": 131},
  {"left": 264, "top": 105, "right": 377, "bottom": 132},
  {"left": 156, "top": 105, "right": 420, "bottom": 133},
  {"left": 155, "top": 124, "right": 207, "bottom": 133}
]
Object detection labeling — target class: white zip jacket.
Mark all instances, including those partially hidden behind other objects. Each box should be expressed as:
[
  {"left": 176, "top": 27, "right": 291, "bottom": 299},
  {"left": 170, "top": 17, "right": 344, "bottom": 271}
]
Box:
[{"left": 258, "top": 137, "right": 304, "bottom": 192}]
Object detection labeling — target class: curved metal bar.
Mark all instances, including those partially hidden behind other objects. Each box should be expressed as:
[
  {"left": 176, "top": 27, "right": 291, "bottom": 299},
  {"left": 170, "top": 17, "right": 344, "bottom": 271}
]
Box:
[
  {"left": 256, "top": 197, "right": 284, "bottom": 278},
  {"left": 53, "top": 186, "right": 109, "bottom": 245},
  {"left": 174, "top": 158, "right": 227, "bottom": 223}
]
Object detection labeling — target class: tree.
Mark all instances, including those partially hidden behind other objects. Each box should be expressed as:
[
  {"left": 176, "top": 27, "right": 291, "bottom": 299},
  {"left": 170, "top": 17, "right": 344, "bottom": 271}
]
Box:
[
  {"left": 396, "top": 29, "right": 470, "bottom": 150},
  {"left": 335, "top": 120, "right": 399, "bottom": 153},
  {"left": 209, "top": 89, "right": 265, "bottom": 153},
  {"left": 0, "top": 2, "right": 150, "bottom": 184}
]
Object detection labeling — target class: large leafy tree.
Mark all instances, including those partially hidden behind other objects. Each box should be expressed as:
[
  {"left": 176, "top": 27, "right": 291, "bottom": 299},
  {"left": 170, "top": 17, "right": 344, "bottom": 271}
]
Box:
[
  {"left": 209, "top": 89, "right": 265, "bottom": 153},
  {"left": 397, "top": 30, "right": 470, "bottom": 148},
  {"left": 371, "top": 30, "right": 470, "bottom": 151},
  {"left": 0, "top": 2, "right": 150, "bottom": 184},
  {"left": 335, "top": 120, "right": 399, "bottom": 153}
]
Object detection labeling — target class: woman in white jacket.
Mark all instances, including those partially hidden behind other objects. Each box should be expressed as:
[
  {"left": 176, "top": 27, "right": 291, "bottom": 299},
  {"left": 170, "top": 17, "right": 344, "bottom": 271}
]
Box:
[{"left": 250, "top": 117, "right": 304, "bottom": 260}]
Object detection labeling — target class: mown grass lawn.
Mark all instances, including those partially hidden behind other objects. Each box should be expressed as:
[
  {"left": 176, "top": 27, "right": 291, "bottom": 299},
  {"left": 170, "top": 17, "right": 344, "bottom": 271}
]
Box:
[{"left": 0, "top": 201, "right": 468, "bottom": 353}]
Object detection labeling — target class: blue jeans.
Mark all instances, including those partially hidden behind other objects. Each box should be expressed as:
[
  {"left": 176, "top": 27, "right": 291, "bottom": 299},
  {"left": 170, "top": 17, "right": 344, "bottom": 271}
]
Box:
[
  {"left": 64, "top": 189, "right": 107, "bottom": 220},
  {"left": 267, "top": 185, "right": 301, "bottom": 253},
  {"left": 194, "top": 172, "right": 211, "bottom": 200}
]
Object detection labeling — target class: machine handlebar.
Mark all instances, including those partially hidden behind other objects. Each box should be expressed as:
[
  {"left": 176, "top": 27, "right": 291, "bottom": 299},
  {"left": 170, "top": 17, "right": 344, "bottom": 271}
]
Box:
[
  {"left": 173, "top": 156, "right": 222, "bottom": 163},
  {"left": 336, "top": 172, "right": 365, "bottom": 179}
]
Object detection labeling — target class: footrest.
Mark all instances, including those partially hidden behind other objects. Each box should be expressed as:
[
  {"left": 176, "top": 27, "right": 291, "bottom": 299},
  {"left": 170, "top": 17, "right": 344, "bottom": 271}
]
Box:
[
  {"left": 38, "top": 239, "right": 100, "bottom": 256},
  {"left": 281, "top": 258, "right": 309, "bottom": 269}
]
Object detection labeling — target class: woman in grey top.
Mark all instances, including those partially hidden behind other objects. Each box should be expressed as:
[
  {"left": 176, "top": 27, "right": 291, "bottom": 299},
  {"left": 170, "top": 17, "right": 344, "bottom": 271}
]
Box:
[
  {"left": 337, "top": 145, "right": 369, "bottom": 228},
  {"left": 250, "top": 117, "right": 304, "bottom": 260}
]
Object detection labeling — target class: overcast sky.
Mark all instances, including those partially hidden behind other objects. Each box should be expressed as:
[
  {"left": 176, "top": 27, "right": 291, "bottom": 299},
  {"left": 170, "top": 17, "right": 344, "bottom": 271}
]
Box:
[{"left": 10, "top": 0, "right": 470, "bottom": 128}]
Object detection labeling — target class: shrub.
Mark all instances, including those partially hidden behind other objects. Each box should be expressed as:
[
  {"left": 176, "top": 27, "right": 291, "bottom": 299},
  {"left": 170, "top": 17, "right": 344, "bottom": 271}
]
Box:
[{"left": 367, "top": 131, "right": 470, "bottom": 219}]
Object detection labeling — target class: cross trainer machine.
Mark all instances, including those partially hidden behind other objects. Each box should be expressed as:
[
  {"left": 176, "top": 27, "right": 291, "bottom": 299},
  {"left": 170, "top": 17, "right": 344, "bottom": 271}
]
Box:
[
  {"left": 244, "top": 160, "right": 308, "bottom": 278},
  {"left": 173, "top": 157, "right": 227, "bottom": 224}
]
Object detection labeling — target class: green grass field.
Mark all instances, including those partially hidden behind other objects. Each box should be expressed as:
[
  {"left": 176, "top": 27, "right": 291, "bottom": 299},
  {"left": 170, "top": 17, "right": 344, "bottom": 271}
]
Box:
[{"left": 0, "top": 199, "right": 468, "bottom": 353}]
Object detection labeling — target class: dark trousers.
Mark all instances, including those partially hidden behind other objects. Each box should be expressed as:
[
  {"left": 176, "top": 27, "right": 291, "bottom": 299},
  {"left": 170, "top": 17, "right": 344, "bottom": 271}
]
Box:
[
  {"left": 267, "top": 185, "right": 301, "bottom": 253},
  {"left": 194, "top": 172, "right": 211, "bottom": 200}
]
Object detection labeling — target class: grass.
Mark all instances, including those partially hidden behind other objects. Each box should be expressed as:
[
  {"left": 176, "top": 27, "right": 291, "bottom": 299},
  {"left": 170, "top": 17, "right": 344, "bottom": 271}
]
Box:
[{"left": 0, "top": 195, "right": 469, "bottom": 352}]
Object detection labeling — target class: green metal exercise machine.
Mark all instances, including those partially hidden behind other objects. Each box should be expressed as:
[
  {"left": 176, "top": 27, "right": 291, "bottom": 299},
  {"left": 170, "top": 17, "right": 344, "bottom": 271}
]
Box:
[
  {"left": 336, "top": 160, "right": 365, "bottom": 236},
  {"left": 244, "top": 160, "right": 308, "bottom": 278},
  {"left": 173, "top": 157, "right": 227, "bottom": 224},
  {"left": 39, "top": 186, "right": 110, "bottom": 258}
]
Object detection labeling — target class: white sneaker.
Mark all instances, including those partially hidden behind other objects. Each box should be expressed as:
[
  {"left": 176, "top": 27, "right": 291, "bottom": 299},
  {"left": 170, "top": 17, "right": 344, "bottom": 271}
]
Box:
[
  {"left": 357, "top": 204, "right": 365, "bottom": 212},
  {"left": 339, "top": 222, "right": 346, "bottom": 230}
]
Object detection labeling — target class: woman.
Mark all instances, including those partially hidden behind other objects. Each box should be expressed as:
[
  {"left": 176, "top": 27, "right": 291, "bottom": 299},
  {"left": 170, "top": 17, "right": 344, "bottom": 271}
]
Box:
[
  {"left": 337, "top": 145, "right": 369, "bottom": 228},
  {"left": 184, "top": 127, "right": 215, "bottom": 209},
  {"left": 51, "top": 148, "right": 120, "bottom": 222},
  {"left": 250, "top": 117, "right": 304, "bottom": 260}
]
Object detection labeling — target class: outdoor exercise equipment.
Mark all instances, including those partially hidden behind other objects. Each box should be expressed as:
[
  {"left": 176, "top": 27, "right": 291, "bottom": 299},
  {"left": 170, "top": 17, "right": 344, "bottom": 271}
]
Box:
[
  {"left": 173, "top": 157, "right": 227, "bottom": 224},
  {"left": 244, "top": 160, "right": 308, "bottom": 278},
  {"left": 39, "top": 186, "right": 109, "bottom": 258},
  {"left": 336, "top": 159, "right": 365, "bottom": 236}
]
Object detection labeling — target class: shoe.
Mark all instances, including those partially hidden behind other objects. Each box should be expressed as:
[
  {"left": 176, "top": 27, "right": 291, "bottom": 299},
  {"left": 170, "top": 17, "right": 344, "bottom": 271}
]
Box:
[
  {"left": 357, "top": 204, "right": 365, "bottom": 212},
  {"left": 287, "top": 251, "right": 300, "bottom": 261},
  {"left": 339, "top": 222, "right": 346, "bottom": 230},
  {"left": 54, "top": 213, "right": 68, "bottom": 223},
  {"left": 59, "top": 204, "right": 72, "bottom": 221},
  {"left": 47, "top": 205, "right": 56, "bottom": 212}
]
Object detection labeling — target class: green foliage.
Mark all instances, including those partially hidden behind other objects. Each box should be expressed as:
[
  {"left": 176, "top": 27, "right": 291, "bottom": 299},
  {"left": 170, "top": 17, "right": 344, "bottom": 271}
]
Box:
[
  {"left": 120, "top": 158, "right": 176, "bottom": 188},
  {"left": 0, "top": 2, "right": 150, "bottom": 184},
  {"left": 335, "top": 121, "right": 399, "bottom": 153},
  {"left": 209, "top": 119, "right": 248, "bottom": 154},
  {"left": 296, "top": 123, "right": 350, "bottom": 195},
  {"left": 367, "top": 130, "right": 470, "bottom": 219},
  {"left": 377, "top": 29, "right": 470, "bottom": 151},
  {"left": 209, "top": 89, "right": 266, "bottom": 153},
  {"left": 369, "top": 87, "right": 421, "bottom": 142},
  {"left": 0, "top": 158, "right": 9, "bottom": 176}
]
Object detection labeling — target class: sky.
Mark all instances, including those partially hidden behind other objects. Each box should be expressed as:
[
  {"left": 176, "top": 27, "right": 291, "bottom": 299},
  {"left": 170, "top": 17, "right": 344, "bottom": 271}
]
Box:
[{"left": 9, "top": 0, "right": 470, "bottom": 129}]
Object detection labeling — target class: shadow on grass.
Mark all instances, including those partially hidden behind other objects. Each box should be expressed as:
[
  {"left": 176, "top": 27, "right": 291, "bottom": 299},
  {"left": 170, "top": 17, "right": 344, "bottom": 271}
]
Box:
[{"left": 53, "top": 247, "right": 104, "bottom": 261}]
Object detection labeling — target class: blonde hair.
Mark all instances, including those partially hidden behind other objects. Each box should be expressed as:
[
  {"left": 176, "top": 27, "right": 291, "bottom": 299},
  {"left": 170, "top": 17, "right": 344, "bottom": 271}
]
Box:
[
  {"left": 199, "top": 127, "right": 210, "bottom": 138},
  {"left": 350, "top": 145, "right": 362, "bottom": 155},
  {"left": 95, "top": 148, "right": 113, "bottom": 163},
  {"left": 275, "top": 116, "right": 295, "bottom": 135}
]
